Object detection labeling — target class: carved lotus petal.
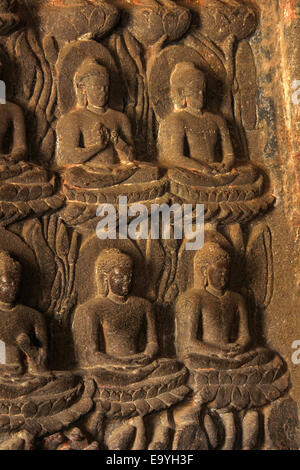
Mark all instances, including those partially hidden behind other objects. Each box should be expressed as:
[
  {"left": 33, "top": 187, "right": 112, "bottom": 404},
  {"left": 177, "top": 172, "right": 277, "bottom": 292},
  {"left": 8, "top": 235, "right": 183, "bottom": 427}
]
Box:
[
  {"left": 232, "top": 386, "right": 250, "bottom": 409},
  {"left": 120, "top": 391, "right": 132, "bottom": 402},
  {"left": 259, "top": 384, "right": 281, "bottom": 402},
  {"left": 232, "top": 373, "right": 247, "bottom": 386},
  {"left": 127, "top": 0, "right": 191, "bottom": 47},
  {"left": 195, "top": 373, "right": 209, "bottom": 387},
  {"left": 134, "top": 399, "right": 150, "bottom": 416},
  {"left": 51, "top": 398, "right": 66, "bottom": 415},
  {"left": 247, "top": 370, "right": 262, "bottom": 385},
  {"left": 36, "top": 401, "right": 52, "bottom": 418},
  {"left": 36, "top": 1, "right": 119, "bottom": 42},
  {"left": 22, "top": 401, "right": 37, "bottom": 418},
  {"left": 208, "top": 371, "right": 219, "bottom": 385},
  {"left": 199, "top": 0, "right": 257, "bottom": 42},
  {"left": 132, "top": 389, "right": 146, "bottom": 400},
  {"left": 261, "top": 369, "right": 275, "bottom": 384},
  {"left": 147, "top": 385, "right": 159, "bottom": 398},
  {"left": 248, "top": 385, "right": 266, "bottom": 407},
  {"left": 216, "top": 386, "right": 232, "bottom": 409},
  {"left": 219, "top": 372, "right": 232, "bottom": 385},
  {"left": 147, "top": 397, "right": 165, "bottom": 411},
  {"left": 200, "top": 385, "right": 218, "bottom": 403}
]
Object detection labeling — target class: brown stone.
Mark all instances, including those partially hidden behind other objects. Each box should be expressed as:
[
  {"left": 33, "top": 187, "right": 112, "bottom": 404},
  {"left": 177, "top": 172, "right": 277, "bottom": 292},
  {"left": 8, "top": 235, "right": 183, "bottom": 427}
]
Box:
[{"left": 0, "top": 0, "right": 297, "bottom": 451}]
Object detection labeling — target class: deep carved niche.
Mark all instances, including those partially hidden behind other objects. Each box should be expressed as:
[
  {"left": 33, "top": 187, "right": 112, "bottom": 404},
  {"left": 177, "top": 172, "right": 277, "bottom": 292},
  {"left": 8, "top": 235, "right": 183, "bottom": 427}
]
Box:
[{"left": 0, "top": 0, "right": 297, "bottom": 451}]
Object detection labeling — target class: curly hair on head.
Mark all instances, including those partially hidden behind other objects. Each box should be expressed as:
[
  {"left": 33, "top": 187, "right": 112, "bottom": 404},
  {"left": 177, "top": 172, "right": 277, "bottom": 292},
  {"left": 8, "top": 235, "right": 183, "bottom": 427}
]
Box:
[
  {"left": 170, "top": 62, "right": 206, "bottom": 92},
  {"left": 96, "top": 248, "right": 133, "bottom": 276},
  {"left": 194, "top": 242, "right": 230, "bottom": 272},
  {"left": 0, "top": 250, "right": 21, "bottom": 278},
  {"left": 74, "top": 58, "right": 109, "bottom": 88}
]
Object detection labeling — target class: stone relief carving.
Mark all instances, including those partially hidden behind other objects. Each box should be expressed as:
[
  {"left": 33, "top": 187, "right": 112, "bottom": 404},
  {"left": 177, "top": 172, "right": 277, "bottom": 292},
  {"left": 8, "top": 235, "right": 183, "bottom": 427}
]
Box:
[
  {"left": 0, "top": 0, "right": 297, "bottom": 451},
  {"left": 174, "top": 241, "right": 288, "bottom": 449}
]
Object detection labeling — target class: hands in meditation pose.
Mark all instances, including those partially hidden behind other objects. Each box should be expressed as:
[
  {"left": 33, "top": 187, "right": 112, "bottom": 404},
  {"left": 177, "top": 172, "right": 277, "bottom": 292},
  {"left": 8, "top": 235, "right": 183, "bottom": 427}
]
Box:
[
  {"left": 0, "top": 251, "right": 47, "bottom": 376},
  {"left": 73, "top": 248, "right": 159, "bottom": 369},
  {"left": 176, "top": 243, "right": 252, "bottom": 365}
]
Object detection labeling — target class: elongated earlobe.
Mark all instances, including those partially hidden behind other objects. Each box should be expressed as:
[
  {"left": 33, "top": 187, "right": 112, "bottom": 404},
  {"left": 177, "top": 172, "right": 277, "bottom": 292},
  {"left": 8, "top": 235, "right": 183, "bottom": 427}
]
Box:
[
  {"left": 201, "top": 267, "right": 208, "bottom": 287},
  {"left": 76, "top": 84, "right": 88, "bottom": 107},
  {"left": 98, "top": 273, "right": 109, "bottom": 297}
]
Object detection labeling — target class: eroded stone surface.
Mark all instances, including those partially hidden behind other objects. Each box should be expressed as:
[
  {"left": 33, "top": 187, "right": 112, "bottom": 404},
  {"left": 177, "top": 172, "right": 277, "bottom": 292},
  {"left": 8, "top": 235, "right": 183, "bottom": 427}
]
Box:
[{"left": 0, "top": 0, "right": 297, "bottom": 450}]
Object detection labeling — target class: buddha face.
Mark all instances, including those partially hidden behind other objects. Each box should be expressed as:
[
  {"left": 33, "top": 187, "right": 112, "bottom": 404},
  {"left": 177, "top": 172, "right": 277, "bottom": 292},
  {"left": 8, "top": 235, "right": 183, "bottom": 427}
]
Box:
[
  {"left": 184, "top": 76, "right": 205, "bottom": 112},
  {"left": 81, "top": 74, "right": 109, "bottom": 108},
  {"left": 107, "top": 263, "right": 133, "bottom": 297},
  {"left": 207, "top": 260, "right": 230, "bottom": 291},
  {"left": 0, "top": 270, "right": 19, "bottom": 304}
]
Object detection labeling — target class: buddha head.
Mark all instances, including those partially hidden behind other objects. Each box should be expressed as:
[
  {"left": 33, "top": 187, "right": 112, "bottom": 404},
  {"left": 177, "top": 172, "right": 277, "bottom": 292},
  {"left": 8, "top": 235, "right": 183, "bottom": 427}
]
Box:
[
  {"left": 74, "top": 58, "right": 110, "bottom": 108},
  {"left": 170, "top": 62, "right": 206, "bottom": 113},
  {"left": 194, "top": 242, "right": 231, "bottom": 291},
  {"left": 0, "top": 251, "right": 21, "bottom": 304},
  {"left": 96, "top": 248, "right": 133, "bottom": 298}
]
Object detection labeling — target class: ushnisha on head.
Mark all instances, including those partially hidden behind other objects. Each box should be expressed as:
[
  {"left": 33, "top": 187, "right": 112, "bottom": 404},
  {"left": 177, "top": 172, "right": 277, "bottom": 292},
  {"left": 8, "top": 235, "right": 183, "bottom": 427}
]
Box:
[
  {"left": 74, "top": 58, "right": 110, "bottom": 108},
  {"left": 96, "top": 248, "right": 133, "bottom": 298},
  {"left": 0, "top": 250, "right": 21, "bottom": 305},
  {"left": 170, "top": 62, "right": 206, "bottom": 112},
  {"left": 194, "top": 242, "right": 231, "bottom": 291}
]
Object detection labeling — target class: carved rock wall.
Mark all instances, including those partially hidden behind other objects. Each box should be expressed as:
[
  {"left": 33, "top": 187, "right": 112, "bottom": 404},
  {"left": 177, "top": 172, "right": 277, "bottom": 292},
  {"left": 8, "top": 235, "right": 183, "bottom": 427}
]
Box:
[{"left": 0, "top": 0, "right": 298, "bottom": 451}]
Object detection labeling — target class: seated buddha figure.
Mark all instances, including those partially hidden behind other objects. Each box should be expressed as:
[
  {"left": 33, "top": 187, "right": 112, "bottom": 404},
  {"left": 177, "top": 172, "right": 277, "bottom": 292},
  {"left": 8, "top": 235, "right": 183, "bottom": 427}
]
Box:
[
  {"left": 175, "top": 242, "right": 288, "bottom": 411},
  {"left": 73, "top": 248, "right": 188, "bottom": 419},
  {"left": 0, "top": 57, "right": 62, "bottom": 221},
  {"left": 0, "top": 95, "right": 50, "bottom": 185},
  {"left": 0, "top": 251, "right": 47, "bottom": 376},
  {"left": 0, "top": 250, "right": 97, "bottom": 434},
  {"left": 57, "top": 59, "right": 160, "bottom": 189},
  {"left": 73, "top": 248, "right": 159, "bottom": 371},
  {"left": 158, "top": 62, "right": 258, "bottom": 188},
  {"left": 176, "top": 243, "right": 252, "bottom": 366},
  {"left": 0, "top": 99, "right": 27, "bottom": 165}
]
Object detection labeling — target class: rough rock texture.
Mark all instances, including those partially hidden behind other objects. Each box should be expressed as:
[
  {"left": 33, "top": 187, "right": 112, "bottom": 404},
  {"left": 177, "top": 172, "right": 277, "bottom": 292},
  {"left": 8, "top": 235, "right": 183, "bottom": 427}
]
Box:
[{"left": 0, "top": 0, "right": 298, "bottom": 450}]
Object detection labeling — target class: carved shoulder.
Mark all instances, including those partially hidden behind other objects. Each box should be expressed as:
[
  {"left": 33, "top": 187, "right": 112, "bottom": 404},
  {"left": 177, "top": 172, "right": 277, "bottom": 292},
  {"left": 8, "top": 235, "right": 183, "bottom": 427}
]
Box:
[
  {"left": 159, "top": 112, "right": 184, "bottom": 133},
  {"left": 5, "top": 101, "right": 23, "bottom": 117},
  {"left": 129, "top": 296, "right": 153, "bottom": 313},
  {"left": 175, "top": 289, "right": 202, "bottom": 318},
  {"left": 73, "top": 297, "right": 105, "bottom": 320},
  {"left": 0, "top": 102, "right": 25, "bottom": 127},
  {"left": 14, "top": 304, "right": 42, "bottom": 319},
  {"left": 57, "top": 111, "right": 80, "bottom": 134}
]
